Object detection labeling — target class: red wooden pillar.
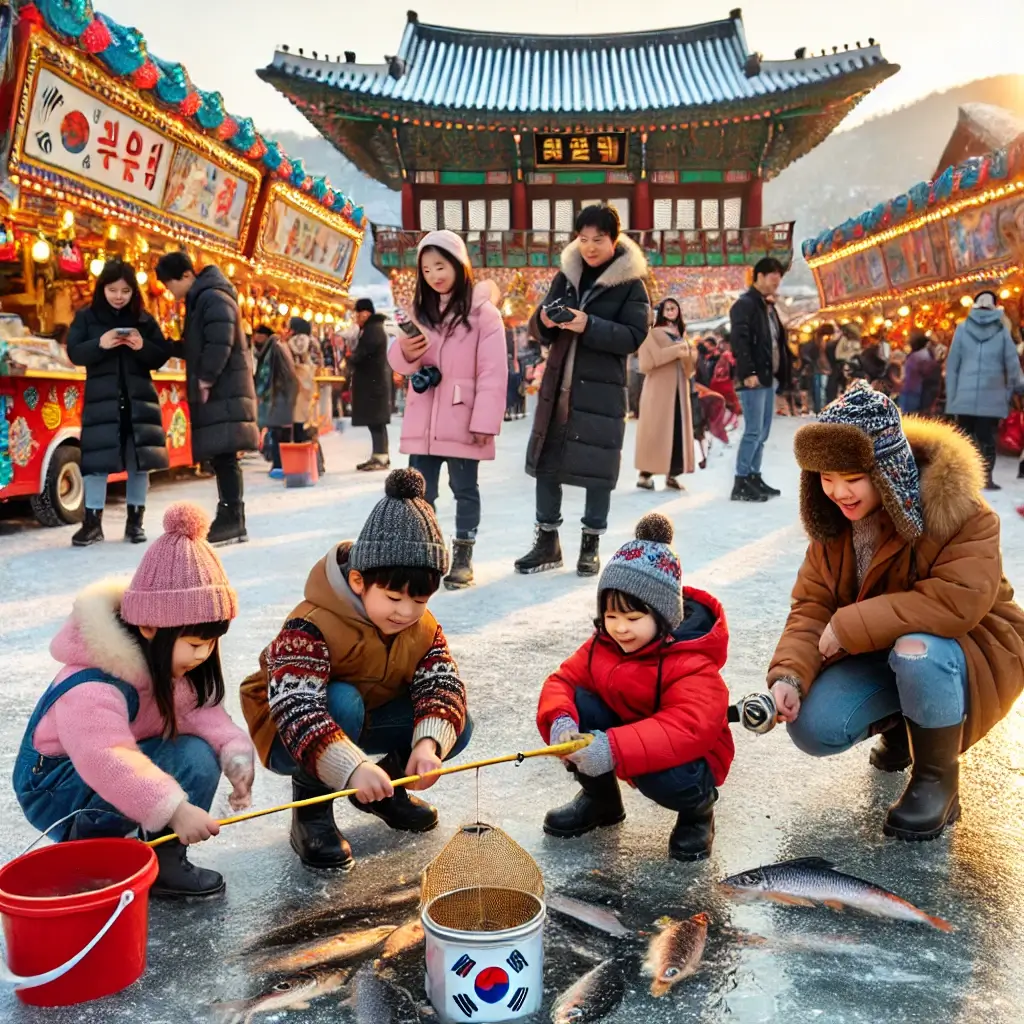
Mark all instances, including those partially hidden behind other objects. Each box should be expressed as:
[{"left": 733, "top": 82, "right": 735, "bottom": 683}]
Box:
[
  {"left": 633, "top": 177, "right": 652, "bottom": 231},
  {"left": 401, "top": 179, "right": 416, "bottom": 229},
  {"left": 512, "top": 180, "right": 528, "bottom": 230},
  {"left": 746, "top": 176, "right": 763, "bottom": 227}
]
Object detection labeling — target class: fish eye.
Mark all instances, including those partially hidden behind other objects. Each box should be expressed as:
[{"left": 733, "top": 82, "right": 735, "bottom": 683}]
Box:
[
  {"left": 663, "top": 967, "right": 681, "bottom": 979},
  {"left": 566, "top": 1011, "right": 584, "bottom": 1021},
  {"left": 273, "top": 981, "right": 293, "bottom": 992}
]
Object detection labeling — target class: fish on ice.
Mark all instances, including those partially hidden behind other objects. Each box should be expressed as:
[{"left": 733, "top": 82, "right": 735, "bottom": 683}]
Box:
[
  {"left": 258, "top": 924, "right": 398, "bottom": 973},
  {"left": 378, "top": 919, "right": 425, "bottom": 961},
  {"left": 550, "top": 958, "right": 626, "bottom": 1024},
  {"left": 546, "top": 894, "right": 633, "bottom": 938},
  {"left": 643, "top": 912, "right": 708, "bottom": 997},
  {"left": 349, "top": 961, "right": 420, "bottom": 1024},
  {"left": 211, "top": 966, "right": 348, "bottom": 1023},
  {"left": 720, "top": 858, "right": 954, "bottom": 932}
]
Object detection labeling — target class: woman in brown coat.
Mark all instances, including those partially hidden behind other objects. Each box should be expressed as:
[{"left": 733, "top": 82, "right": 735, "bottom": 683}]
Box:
[
  {"left": 635, "top": 298, "right": 696, "bottom": 490},
  {"left": 768, "top": 381, "right": 1024, "bottom": 841}
]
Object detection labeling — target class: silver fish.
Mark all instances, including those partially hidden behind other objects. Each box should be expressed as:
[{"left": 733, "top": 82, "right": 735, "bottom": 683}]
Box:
[
  {"left": 720, "top": 858, "right": 955, "bottom": 932},
  {"left": 551, "top": 959, "right": 625, "bottom": 1024},
  {"left": 378, "top": 919, "right": 425, "bottom": 961},
  {"left": 211, "top": 967, "right": 348, "bottom": 1023},
  {"left": 546, "top": 894, "right": 632, "bottom": 938},
  {"left": 643, "top": 913, "right": 708, "bottom": 997},
  {"left": 350, "top": 962, "right": 419, "bottom": 1024},
  {"left": 259, "top": 924, "right": 397, "bottom": 973}
]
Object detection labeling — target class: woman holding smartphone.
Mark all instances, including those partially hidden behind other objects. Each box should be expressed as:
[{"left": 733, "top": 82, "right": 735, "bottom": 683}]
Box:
[{"left": 66, "top": 259, "right": 172, "bottom": 547}]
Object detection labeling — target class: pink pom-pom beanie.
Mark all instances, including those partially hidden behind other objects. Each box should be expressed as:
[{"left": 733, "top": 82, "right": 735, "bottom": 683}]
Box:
[{"left": 121, "top": 502, "right": 239, "bottom": 628}]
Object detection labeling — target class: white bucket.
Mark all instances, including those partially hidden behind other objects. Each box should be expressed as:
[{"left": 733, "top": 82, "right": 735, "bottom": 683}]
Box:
[{"left": 423, "top": 887, "right": 545, "bottom": 1023}]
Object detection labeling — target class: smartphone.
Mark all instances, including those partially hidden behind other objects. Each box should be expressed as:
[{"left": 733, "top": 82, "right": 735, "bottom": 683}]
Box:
[
  {"left": 399, "top": 320, "right": 424, "bottom": 339},
  {"left": 544, "top": 303, "right": 575, "bottom": 325},
  {"left": 114, "top": 328, "right": 134, "bottom": 338}
]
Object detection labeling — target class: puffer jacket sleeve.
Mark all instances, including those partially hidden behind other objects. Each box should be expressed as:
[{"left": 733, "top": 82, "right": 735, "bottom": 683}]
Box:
[
  {"left": 944, "top": 324, "right": 964, "bottom": 410},
  {"left": 468, "top": 303, "right": 509, "bottom": 436},
  {"left": 134, "top": 316, "right": 173, "bottom": 371},
  {"left": 580, "top": 278, "right": 650, "bottom": 356},
  {"left": 605, "top": 657, "right": 728, "bottom": 779},
  {"left": 536, "top": 638, "right": 595, "bottom": 740},
  {"left": 767, "top": 542, "right": 837, "bottom": 692},
  {"left": 529, "top": 272, "right": 568, "bottom": 344},
  {"left": 831, "top": 509, "right": 1001, "bottom": 654},
  {"left": 194, "top": 290, "right": 238, "bottom": 385},
  {"left": 65, "top": 311, "right": 107, "bottom": 368},
  {"left": 1002, "top": 327, "right": 1023, "bottom": 394}
]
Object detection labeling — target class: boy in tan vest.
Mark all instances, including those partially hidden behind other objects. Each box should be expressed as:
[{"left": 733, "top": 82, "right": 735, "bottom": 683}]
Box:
[{"left": 241, "top": 469, "right": 471, "bottom": 870}]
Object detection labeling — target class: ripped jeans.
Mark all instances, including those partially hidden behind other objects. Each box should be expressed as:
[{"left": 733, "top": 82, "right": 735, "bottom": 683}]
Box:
[{"left": 787, "top": 633, "right": 968, "bottom": 757}]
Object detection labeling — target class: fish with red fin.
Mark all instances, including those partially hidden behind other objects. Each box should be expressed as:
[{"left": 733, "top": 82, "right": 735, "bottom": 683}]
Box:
[{"left": 643, "top": 912, "right": 708, "bottom": 997}]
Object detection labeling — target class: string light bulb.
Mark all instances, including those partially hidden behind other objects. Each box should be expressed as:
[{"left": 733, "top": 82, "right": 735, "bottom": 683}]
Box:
[
  {"left": 960, "top": 295, "right": 973, "bottom": 307},
  {"left": 314, "top": 312, "right": 324, "bottom": 324},
  {"left": 31, "top": 236, "right": 51, "bottom": 262},
  {"left": 136, "top": 270, "right": 148, "bottom": 285},
  {"left": 278, "top": 303, "right": 289, "bottom": 315},
  {"left": 59, "top": 209, "right": 75, "bottom": 232},
  {"left": 1000, "top": 288, "right": 1011, "bottom": 300},
  {"left": 89, "top": 257, "right": 106, "bottom": 277},
  {"left": 897, "top": 305, "right": 910, "bottom": 317}
]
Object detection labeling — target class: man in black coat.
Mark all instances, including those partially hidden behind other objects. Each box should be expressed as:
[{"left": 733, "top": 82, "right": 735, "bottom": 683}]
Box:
[
  {"left": 514, "top": 203, "right": 651, "bottom": 577},
  {"left": 156, "top": 252, "right": 259, "bottom": 543},
  {"left": 349, "top": 297, "right": 392, "bottom": 471},
  {"left": 729, "top": 257, "right": 789, "bottom": 504}
]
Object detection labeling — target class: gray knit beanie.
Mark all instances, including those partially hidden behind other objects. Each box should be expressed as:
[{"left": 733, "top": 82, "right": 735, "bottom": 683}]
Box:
[
  {"left": 598, "top": 513, "right": 683, "bottom": 629},
  {"left": 349, "top": 469, "right": 449, "bottom": 574}
]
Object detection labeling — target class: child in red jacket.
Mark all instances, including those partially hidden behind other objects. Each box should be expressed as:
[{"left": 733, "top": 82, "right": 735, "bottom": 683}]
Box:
[{"left": 536, "top": 513, "right": 733, "bottom": 861}]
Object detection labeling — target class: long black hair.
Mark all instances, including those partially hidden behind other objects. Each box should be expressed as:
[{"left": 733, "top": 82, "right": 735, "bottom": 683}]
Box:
[
  {"left": 92, "top": 259, "right": 142, "bottom": 320},
  {"left": 655, "top": 297, "right": 685, "bottom": 335},
  {"left": 122, "top": 619, "right": 230, "bottom": 738},
  {"left": 414, "top": 245, "right": 473, "bottom": 332}
]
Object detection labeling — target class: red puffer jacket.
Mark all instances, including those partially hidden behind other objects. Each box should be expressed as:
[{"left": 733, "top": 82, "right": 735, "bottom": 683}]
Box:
[{"left": 536, "top": 588, "right": 734, "bottom": 785}]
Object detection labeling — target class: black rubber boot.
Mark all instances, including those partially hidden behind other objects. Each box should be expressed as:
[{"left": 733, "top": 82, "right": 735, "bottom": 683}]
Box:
[
  {"left": 750, "top": 473, "right": 781, "bottom": 498},
  {"left": 72, "top": 508, "right": 104, "bottom": 547},
  {"left": 151, "top": 837, "right": 225, "bottom": 900},
  {"left": 290, "top": 774, "right": 355, "bottom": 871},
  {"left": 669, "top": 796, "right": 717, "bottom": 862},
  {"left": 543, "top": 768, "right": 626, "bottom": 838},
  {"left": 514, "top": 528, "right": 563, "bottom": 574},
  {"left": 577, "top": 531, "right": 601, "bottom": 577},
  {"left": 869, "top": 717, "right": 912, "bottom": 773},
  {"left": 124, "top": 505, "right": 146, "bottom": 544},
  {"left": 356, "top": 455, "right": 390, "bottom": 472},
  {"left": 1017, "top": 460, "right": 1024, "bottom": 480},
  {"left": 207, "top": 502, "right": 248, "bottom": 545},
  {"left": 348, "top": 752, "right": 438, "bottom": 833},
  {"left": 731, "top": 476, "right": 768, "bottom": 503},
  {"left": 444, "top": 540, "right": 475, "bottom": 591},
  {"left": 883, "top": 720, "right": 962, "bottom": 841}
]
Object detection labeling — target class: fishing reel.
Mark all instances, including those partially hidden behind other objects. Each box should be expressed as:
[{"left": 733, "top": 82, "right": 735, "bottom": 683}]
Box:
[{"left": 727, "top": 692, "right": 777, "bottom": 734}]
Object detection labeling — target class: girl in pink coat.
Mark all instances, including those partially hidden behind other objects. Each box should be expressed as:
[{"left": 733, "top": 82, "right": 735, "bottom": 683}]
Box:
[
  {"left": 390, "top": 230, "right": 508, "bottom": 590},
  {"left": 13, "top": 503, "right": 254, "bottom": 900}
]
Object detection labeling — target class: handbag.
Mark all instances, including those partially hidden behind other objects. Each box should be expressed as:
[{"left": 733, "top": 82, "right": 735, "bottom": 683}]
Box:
[{"left": 997, "top": 410, "right": 1024, "bottom": 457}]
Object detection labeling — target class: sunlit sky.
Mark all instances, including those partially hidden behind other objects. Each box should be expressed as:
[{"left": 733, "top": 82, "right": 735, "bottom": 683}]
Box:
[{"left": 97, "top": 0, "right": 1024, "bottom": 138}]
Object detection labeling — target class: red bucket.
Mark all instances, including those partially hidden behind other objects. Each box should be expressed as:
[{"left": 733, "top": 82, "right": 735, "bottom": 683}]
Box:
[
  {"left": 0, "top": 838, "right": 158, "bottom": 1006},
  {"left": 279, "top": 441, "right": 319, "bottom": 487}
]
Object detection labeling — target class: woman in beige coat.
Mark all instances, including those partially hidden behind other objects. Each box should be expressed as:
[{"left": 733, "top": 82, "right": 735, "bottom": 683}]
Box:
[{"left": 635, "top": 298, "right": 696, "bottom": 490}]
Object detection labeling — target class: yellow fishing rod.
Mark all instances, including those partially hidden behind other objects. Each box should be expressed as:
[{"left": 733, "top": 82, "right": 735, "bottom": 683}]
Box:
[{"left": 147, "top": 735, "right": 593, "bottom": 848}]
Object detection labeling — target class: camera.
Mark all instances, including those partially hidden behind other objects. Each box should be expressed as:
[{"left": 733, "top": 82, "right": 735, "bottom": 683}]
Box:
[
  {"left": 543, "top": 300, "right": 575, "bottom": 325},
  {"left": 410, "top": 365, "right": 442, "bottom": 394}
]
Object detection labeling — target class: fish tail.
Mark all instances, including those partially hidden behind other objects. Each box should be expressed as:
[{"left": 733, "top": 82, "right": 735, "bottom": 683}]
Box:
[{"left": 924, "top": 912, "right": 956, "bottom": 933}]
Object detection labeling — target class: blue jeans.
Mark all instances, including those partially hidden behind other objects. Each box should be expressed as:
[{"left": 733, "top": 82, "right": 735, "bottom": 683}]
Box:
[
  {"left": 410, "top": 454, "right": 481, "bottom": 540},
  {"left": 536, "top": 477, "right": 612, "bottom": 534},
  {"left": 84, "top": 436, "right": 149, "bottom": 510},
  {"left": 736, "top": 385, "right": 775, "bottom": 476},
  {"left": 574, "top": 688, "right": 716, "bottom": 812},
  {"left": 812, "top": 373, "right": 829, "bottom": 414},
  {"left": 268, "top": 684, "right": 474, "bottom": 776},
  {"left": 787, "top": 634, "right": 968, "bottom": 757}
]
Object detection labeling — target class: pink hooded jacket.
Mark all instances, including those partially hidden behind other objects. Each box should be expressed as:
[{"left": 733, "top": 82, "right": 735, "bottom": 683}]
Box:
[
  {"left": 389, "top": 280, "right": 508, "bottom": 461},
  {"left": 32, "top": 580, "right": 253, "bottom": 832}
]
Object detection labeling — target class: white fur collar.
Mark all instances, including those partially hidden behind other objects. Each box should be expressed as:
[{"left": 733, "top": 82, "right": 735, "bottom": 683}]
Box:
[
  {"left": 559, "top": 234, "right": 648, "bottom": 292},
  {"left": 57, "top": 579, "right": 151, "bottom": 685}
]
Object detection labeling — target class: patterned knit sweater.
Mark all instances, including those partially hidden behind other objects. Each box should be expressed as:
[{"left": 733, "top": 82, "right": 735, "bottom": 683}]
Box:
[{"left": 264, "top": 547, "right": 466, "bottom": 789}]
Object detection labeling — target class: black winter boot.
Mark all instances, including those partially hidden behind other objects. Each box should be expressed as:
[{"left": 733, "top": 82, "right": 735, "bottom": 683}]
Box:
[
  {"left": 444, "top": 540, "right": 475, "bottom": 591},
  {"left": 207, "top": 502, "right": 248, "bottom": 545},
  {"left": 577, "top": 531, "right": 601, "bottom": 577},
  {"left": 514, "top": 528, "right": 563, "bottom": 574},
  {"left": 636, "top": 473, "right": 655, "bottom": 490},
  {"left": 151, "top": 837, "right": 225, "bottom": 900},
  {"left": 883, "top": 720, "right": 962, "bottom": 841},
  {"left": 731, "top": 476, "right": 768, "bottom": 503},
  {"left": 72, "top": 508, "right": 104, "bottom": 547},
  {"left": 124, "top": 505, "right": 146, "bottom": 544},
  {"left": 543, "top": 767, "right": 626, "bottom": 838},
  {"left": 869, "top": 717, "right": 912, "bottom": 773},
  {"left": 348, "top": 752, "right": 438, "bottom": 832},
  {"left": 290, "top": 774, "right": 355, "bottom": 871},
  {"left": 669, "top": 796, "right": 717, "bottom": 862},
  {"left": 750, "top": 473, "right": 781, "bottom": 498}
]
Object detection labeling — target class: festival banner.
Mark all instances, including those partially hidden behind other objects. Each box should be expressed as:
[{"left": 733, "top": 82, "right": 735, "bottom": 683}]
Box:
[
  {"left": 946, "top": 194, "right": 1024, "bottom": 273},
  {"left": 815, "top": 246, "right": 889, "bottom": 306},
  {"left": 162, "top": 147, "right": 250, "bottom": 241},
  {"left": 881, "top": 222, "right": 951, "bottom": 289},
  {"left": 260, "top": 194, "right": 356, "bottom": 281}
]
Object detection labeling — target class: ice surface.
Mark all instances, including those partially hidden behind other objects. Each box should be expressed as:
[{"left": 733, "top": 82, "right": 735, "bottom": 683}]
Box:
[{"left": 2, "top": 416, "right": 1023, "bottom": 1023}]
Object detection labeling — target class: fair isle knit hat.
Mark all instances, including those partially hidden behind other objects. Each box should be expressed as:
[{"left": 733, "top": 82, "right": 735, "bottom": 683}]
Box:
[
  {"left": 349, "top": 469, "right": 449, "bottom": 575},
  {"left": 121, "top": 503, "right": 238, "bottom": 627},
  {"left": 794, "top": 379, "right": 924, "bottom": 542},
  {"left": 598, "top": 513, "right": 683, "bottom": 629},
  {"left": 417, "top": 230, "right": 471, "bottom": 273}
]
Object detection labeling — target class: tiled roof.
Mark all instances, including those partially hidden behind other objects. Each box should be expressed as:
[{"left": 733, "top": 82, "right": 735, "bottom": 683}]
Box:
[{"left": 269, "top": 10, "right": 891, "bottom": 115}]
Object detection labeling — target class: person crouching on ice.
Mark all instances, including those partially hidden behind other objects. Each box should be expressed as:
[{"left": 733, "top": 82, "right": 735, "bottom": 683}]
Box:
[
  {"left": 535, "top": 513, "right": 733, "bottom": 861},
  {"left": 768, "top": 381, "right": 1024, "bottom": 840},
  {"left": 240, "top": 469, "right": 472, "bottom": 871}
]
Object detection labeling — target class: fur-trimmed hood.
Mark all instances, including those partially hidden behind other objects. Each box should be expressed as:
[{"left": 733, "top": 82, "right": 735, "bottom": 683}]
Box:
[
  {"left": 50, "top": 579, "right": 151, "bottom": 688},
  {"left": 797, "top": 416, "right": 985, "bottom": 545},
  {"left": 559, "top": 233, "right": 648, "bottom": 293}
]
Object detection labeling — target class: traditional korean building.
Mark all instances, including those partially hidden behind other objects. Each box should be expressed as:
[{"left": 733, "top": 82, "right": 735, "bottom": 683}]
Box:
[{"left": 261, "top": 9, "right": 897, "bottom": 321}]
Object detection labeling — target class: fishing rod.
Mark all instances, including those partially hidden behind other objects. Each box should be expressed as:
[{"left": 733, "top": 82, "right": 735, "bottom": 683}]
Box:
[
  {"left": 147, "top": 735, "right": 594, "bottom": 848},
  {"left": 728, "top": 692, "right": 777, "bottom": 734}
]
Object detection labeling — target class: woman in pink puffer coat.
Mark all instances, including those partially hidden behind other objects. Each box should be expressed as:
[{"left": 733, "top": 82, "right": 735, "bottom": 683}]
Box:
[{"left": 389, "top": 231, "right": 508, "bottom": 590}]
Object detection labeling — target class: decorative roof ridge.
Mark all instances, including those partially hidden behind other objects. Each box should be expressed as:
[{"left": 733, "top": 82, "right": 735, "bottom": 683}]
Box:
[{"left": 759, "top": 43, "right": 887, "bottom": 77}]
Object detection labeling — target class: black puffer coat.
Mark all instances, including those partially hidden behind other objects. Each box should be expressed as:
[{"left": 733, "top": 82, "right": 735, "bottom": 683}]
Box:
[
  {"left": 526, "top": 235, "right": 651, "bottom": 490},
  {"left": 349, "top": 313, "right": 392, "bottom": 427},
  {"left": 181, "top": 266, "right": 259, "bottom": 461},
  {"left": 66, "top": 305, "right": 172, "bottom": 477}
]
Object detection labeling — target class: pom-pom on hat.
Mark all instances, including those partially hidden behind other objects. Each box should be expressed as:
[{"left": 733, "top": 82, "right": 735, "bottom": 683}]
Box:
[
  {"left": 349, "top": 469, "right": 449, "bottom": 575},
  {"left": 597, "top": 513, "right": 683, "bottom": 629},
  {"left": 121, "top": 503, "right": 238, "bottom": 628}
]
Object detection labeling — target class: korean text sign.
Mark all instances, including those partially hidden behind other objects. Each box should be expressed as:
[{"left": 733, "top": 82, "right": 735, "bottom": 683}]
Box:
[{"left": 533, "top": 132, "right": 628, "bottom": 168}]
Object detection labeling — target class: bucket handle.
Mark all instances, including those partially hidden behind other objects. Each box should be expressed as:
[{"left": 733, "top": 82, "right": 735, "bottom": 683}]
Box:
[
  {"left": 0, "top": 889, "right": 135, "bottom": 991},
  {"left": 16, "top": 809, "right": 87, "bottom": 860}
]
